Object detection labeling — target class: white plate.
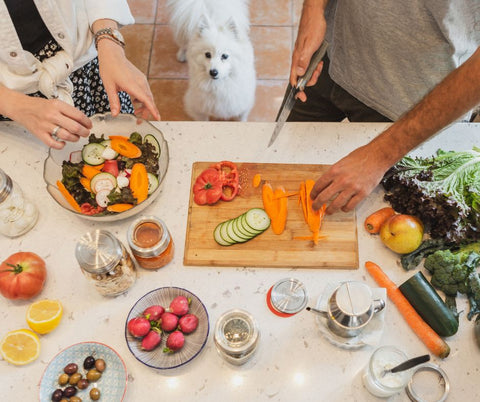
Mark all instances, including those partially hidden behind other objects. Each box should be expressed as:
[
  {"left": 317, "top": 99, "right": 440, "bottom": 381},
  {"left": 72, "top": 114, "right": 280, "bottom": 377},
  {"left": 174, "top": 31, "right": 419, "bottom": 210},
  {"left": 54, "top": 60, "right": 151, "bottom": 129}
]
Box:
[{"left": 39, "top": 341, "right": 127, "bottom": 402}]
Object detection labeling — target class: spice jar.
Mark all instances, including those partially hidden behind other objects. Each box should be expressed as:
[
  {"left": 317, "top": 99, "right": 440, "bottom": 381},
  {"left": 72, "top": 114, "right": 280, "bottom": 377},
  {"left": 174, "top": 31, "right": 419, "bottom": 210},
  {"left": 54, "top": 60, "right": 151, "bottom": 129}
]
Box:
[
  {"left": 75, "top": 230, "right": 136, "bottom": 297},
  {"left": 127, "top": 216, "right": 174, "bottom": 269},
  {"left": 0, "top": 168, "right": 38, "bottom": 237}
]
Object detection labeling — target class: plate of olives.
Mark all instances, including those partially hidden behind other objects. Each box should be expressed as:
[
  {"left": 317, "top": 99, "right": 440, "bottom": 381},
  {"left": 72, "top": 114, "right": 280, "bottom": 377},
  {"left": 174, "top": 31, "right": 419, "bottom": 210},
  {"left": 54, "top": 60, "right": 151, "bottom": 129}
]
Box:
[{"left": 39, "top": 341, "right": 127, "bottom": 402}]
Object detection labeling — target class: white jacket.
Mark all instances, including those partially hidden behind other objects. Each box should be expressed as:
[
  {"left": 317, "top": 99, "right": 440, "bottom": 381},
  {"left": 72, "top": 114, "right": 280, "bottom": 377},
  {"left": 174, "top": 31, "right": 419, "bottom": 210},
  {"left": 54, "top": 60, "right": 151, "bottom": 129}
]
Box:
[{"left": 0, "top": 0, "right": 134, "bottom": 103}]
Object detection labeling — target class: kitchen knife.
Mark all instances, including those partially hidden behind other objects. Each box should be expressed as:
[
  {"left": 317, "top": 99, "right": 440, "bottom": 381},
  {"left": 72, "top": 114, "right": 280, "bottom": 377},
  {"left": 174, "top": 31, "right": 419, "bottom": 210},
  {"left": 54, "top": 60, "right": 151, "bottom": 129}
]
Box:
[{"left": 268, "top": 41, "right": 329, "bottom": 148}]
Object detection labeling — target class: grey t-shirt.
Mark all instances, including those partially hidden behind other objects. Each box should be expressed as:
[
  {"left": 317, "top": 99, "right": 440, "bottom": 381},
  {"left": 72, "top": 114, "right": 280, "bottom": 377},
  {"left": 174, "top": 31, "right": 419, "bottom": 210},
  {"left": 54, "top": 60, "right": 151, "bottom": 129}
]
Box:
[{"left": 325, "top": 0, "right": 480, "bottom": 120}]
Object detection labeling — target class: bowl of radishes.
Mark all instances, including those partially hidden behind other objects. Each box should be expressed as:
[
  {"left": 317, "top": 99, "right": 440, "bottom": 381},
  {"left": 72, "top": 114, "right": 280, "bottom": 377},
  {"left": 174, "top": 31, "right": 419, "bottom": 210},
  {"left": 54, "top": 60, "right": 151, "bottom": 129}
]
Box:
[
  {"left": 125, "top": 287, "right": 209, "bottom": 369},
  {"left": 43, "top": 113, "right": 169, "bottom": 221}
]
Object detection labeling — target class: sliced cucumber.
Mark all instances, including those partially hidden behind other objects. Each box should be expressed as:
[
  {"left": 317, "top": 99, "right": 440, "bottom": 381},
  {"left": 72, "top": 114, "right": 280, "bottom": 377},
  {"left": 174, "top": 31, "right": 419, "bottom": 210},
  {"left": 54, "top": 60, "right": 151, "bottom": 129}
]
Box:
[
  {"left": 213, "top": 208, "right": 270, "bottom": 246},
  {"left": 90, "top": 172, "right": 117, "bottom": 194},
  {"left": 144, "top": 134, "right": 161, "bottom": 156},
  {"left": 82, "top": 143, "right": 106, "bottom": 166},
  {"left": 147, "top": 172, "right": 159, "bottom": 194}
]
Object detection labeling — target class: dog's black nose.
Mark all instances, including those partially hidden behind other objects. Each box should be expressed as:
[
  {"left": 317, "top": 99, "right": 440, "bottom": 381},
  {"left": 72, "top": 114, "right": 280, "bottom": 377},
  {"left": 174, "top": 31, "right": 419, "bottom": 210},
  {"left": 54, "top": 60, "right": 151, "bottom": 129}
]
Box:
[{"left": 209, "top": 69, "right": 218, "bottom": 78}]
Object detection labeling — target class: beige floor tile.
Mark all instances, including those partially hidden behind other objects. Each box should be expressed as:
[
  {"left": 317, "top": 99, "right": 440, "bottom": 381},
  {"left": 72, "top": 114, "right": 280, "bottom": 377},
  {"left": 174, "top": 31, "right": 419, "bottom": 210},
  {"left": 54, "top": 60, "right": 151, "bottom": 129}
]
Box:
[
  {"left": 156, "top": 0, "right": 170, "bottom": 25},
  {"left": 127, "top": 0, "right": 158, "bottom": 24},
  {"left": 251, "top": 26, "right": 292, "bottom": 80},
  {"left": 250, "top": 0, "right": 292, "bottom": 26},
  {"left": 249, "top": 80, "right": 288, "bottom": 122},
  {"left": 293, "top": 0, "right": 303, "bottom": 25},
  {"left": 149, "top": 26, "right": 188, "bottom": 79},
  {"left": 122, "top": 24, "right": 154, "bottom": 76},
  {"left": 150, "top": 79, "right": 190, "bottom": 121}
]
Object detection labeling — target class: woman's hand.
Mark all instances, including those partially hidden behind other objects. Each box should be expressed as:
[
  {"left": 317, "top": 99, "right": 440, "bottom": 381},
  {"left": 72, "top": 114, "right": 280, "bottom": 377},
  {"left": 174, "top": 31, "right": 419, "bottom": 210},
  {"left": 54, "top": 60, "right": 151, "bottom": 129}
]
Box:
[
  {"left": 0, "top": 86, "right": 91, "bottom": 149},
  {"left": 96, "top": 40, "right": 160, "bottom": 121}
]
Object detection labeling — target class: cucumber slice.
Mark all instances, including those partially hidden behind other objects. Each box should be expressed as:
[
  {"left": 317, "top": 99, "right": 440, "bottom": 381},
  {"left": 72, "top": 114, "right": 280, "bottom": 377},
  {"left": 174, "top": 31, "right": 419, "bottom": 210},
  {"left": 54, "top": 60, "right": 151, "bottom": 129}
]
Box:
[
  {"left": 214, "top": 223, "right": 232, "bottom": 246},
  {"left": 147, "top": 173, "right": 159, "bottom": 194},
  {"left": 90, "top": 172, "right": 117, "bottom": 194},
  {"left": 226, "top": 218, "right": 250, "bottom": 243},
  {"left": 239, "top": 213, "right": 264, "bottom": 235},
  {"left": 82, "top": 143, "right": 106, "bottom": 166},
  {"left": 220, "top": 220, "right": 235, "bottom": 245},
  {"left": 234, "top": 215, "right": 257, "bottom": 238},
  {"left": 244, "top": 208, "right": 270, "bottom": 232},
  {"left": 144, "top": 134, "right": 161, "bottom": 156}
]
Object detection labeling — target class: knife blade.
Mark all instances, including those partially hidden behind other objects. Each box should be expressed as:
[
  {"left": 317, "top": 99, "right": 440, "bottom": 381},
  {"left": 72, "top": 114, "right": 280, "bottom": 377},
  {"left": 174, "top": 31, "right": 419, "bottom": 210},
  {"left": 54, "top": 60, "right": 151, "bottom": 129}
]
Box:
[{"left": 268, "top": 41, "right": 329, "bottom": 148}]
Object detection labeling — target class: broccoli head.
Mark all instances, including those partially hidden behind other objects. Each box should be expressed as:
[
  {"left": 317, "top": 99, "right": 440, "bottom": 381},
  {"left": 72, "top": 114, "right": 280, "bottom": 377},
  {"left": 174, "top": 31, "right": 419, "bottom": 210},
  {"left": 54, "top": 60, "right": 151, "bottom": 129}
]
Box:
[
  {"left": 467, "top": 271, "right": 480, "bottom": 321},
  {"left": 424, "top": 249, "right": 480, "bottom": 296}
]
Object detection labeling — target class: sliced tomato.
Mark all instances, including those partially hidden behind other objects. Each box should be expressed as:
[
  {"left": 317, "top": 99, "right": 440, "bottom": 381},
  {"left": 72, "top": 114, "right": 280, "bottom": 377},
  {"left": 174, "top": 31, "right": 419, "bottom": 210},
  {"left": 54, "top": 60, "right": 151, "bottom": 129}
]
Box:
[
  {"left": 102, "top": 160, "right": 119, "bottom": 177},
  {"left": 221, "top": 183, "right": 239, "bottom": 201},
  {"left": 210, "top": 161, "right": 239, "bottom": 185},
  {"left": 80, "top": 203, "right": 105, "bottom": 216}
]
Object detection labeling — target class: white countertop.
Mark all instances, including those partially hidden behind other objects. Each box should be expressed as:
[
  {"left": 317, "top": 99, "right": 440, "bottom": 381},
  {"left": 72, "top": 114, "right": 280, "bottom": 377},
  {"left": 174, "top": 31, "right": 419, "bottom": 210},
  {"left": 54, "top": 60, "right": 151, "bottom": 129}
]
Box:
[{"left": 1, "top": 120, "right": 479, "bottom": 401}]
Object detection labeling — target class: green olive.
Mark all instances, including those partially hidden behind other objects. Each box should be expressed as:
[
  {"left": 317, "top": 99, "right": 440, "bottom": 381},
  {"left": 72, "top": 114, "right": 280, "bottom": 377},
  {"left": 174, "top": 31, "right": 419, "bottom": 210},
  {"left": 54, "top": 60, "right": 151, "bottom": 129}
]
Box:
[
  {"left": 94, "top": 358, "right": 106, "bottom": 372},
  {"left": 86, "top": 368, "right": 102, "bottom": 382},
  {"left": 69, "top": 372, "right": 82, "bottom": 385},
  {"left": 89, "top": 387, "right": 101, "bottom": 400},
  {"left": 69, "top": 397, "right": 82, "bottom": 402},
  {"left": 77, "top": 378, "right": 89, "bottom": 390},
  {"left": 58, "top": 373, "right": 69, "bottom": 386}
]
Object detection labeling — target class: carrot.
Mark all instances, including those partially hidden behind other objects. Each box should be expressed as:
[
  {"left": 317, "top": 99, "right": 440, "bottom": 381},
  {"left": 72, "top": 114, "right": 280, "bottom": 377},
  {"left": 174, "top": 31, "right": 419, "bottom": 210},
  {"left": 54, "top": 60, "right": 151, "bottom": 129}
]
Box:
[
  {"left": 108, "top": 135, "right": 130, "bottom": 141},
  {"left": 56, "top": 180, "right": 81, "bottom": 212},
  {"left": 274, "top": 191, "right": 298, "bottom": 199},
  {"left": 106, "top": 203, "right": 134, "bottom": 213},
  {"left": 298, "top": 181, "right": 308, "bottom": 221},
  {"left": 110, "top": 138, "right": 142, "bottom": 158},
  {"left": 364, "top": 207, "right": 396, "bottom": 234},
  {"left": 365, "top": 261, "right": 450, "bottom": 358},
  {"left": 79, "top": 177, "right": 91, "bottom": 192},
  {"left": 271, "top": 187, "right": 288, "bottom": 234},
  {"left": 305, "top": 179, "right": 319, "bottom": 233},
  {"left": 129, "top": 163, "right": 149, "bottom": 203},
  {"left": 82, "top": 164, "right": 104, "bottom": 179},
  {"left": 252, "top": 173, "right": 262, "bottom": 188},
  {"left": 262, "top": 183, "right": 277, "bottom": 218}
]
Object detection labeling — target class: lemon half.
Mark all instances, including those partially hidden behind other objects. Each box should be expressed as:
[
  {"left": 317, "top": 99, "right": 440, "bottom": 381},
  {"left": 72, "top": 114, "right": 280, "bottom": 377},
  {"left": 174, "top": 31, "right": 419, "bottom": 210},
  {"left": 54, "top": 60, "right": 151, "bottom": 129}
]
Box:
[
  {"left": 26, "top": 299, "right": 63, "bottom": 335},
  {"left": 0, "top": 329, "right": 40, "bottom": 365}
]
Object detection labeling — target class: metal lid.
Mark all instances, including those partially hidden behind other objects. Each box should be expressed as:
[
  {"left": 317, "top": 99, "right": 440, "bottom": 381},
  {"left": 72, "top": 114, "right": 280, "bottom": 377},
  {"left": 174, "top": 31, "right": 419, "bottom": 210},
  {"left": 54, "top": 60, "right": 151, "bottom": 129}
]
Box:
[
  {"left": 75, "top": 230, "right": 123, "bottom": 274},
  {"left": 0, "top": 168, "right": 12, "bottom": 203},
  {"left": 406, "top": 363, "right": 450, "bottom": 402},
  {"left": 127, "top": 216, "right": 170, "bottom": 258},
  {"left": 335, "top": 281, "right": 372, "bottom": 315},
  {"left": 270, "top": 278, "right": 308, "bottom": 314}
]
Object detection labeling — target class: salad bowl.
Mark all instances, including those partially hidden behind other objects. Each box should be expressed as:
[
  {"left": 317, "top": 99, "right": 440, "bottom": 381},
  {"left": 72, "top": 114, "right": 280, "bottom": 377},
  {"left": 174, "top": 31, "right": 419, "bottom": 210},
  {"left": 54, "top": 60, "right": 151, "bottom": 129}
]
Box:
[{"left": 43, "top": 113, "right": 169, "bottom": 221}]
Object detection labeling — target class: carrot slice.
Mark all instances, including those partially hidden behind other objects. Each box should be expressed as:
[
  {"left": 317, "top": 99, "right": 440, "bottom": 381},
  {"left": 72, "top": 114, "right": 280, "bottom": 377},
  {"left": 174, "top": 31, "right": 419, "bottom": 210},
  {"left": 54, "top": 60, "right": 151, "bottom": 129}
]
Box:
[
  {"left": 252, "top": 173, "right": 262, "bottom": 188},
  {"left": 108, "top": 135, "right": 130, "bottom": 141},
  {"left": 365, "top": 261, "right": 450, "bottom": 358},
  {"left": 129, "top": 163, "right": 149, "bottom": 203},
  {"left": 106, "top": 203, "right": 134, "bottom": 213},
  {"left": 79, "top": 177, "right": 91, "bottom": 192},
  {"left": 271, "top": 187, "right": 288, "bottom": 234},
  {"left": 82, "top": 164, "right": 104, "bottom": 179},
  {"left": 110, "top": 138, "right": 142, "bottom": 158},
  {"left": 262, "top": 183, "right": 277, "bottom": 218},
  {"left": 364, "top": 207, "right": 396, "bottom": 234},
  {"left": 56, "top": 180, "right": 81, "bottom": 212}
]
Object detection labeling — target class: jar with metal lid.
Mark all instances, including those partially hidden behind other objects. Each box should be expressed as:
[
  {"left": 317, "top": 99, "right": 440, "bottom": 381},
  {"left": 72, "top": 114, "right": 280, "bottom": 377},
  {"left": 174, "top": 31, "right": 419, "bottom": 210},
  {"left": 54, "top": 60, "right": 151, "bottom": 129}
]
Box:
[
  {"left": 75, "top": 230, "right": 136, "bottom": 296},
  {"left": 0, "top": 168, "right": 38, "bottom": 237},
  {"left": 127, "top": 216, "right": 174, "bottom": 269}
]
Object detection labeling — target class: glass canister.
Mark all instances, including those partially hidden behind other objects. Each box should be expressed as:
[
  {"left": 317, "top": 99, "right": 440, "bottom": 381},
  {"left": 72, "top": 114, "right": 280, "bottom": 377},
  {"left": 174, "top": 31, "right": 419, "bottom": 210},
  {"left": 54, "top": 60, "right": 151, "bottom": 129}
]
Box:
[
  {"left": 0, "top": 168, "right": 38, "bottom": 237},
  {"left": 75, "top": 230, "right": 136, "bottom": 297},
  {"left": 127, "top": 216, "right": 174, "bottom": 269}
]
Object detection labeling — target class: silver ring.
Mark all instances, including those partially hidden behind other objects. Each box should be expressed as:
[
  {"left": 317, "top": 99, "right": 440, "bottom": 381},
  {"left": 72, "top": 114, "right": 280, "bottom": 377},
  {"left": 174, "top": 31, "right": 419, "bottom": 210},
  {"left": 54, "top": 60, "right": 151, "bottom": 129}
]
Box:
[
  {"left": 51, "top": 125, "right": 61, "bottom": 139},
  {"left": 406, "top": 363, "right": 450, "bottom": 402}
]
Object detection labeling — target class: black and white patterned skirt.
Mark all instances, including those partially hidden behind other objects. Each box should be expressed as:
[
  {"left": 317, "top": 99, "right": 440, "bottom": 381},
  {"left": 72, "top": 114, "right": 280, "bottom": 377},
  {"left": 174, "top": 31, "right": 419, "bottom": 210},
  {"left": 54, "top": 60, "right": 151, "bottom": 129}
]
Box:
[{"left": 1, "top": 39, "right": 133, "bottom": 120}]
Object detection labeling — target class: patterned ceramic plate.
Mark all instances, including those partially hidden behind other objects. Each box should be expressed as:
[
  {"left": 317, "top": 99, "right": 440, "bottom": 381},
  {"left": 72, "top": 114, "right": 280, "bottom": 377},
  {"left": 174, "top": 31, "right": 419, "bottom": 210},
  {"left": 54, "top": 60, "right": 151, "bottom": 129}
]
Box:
[
  {"left": 125, "top": 287, "right": 209, "bottom": 369},
  {"left": 39, "top": 342, "right": 127, "bottom": 402}
]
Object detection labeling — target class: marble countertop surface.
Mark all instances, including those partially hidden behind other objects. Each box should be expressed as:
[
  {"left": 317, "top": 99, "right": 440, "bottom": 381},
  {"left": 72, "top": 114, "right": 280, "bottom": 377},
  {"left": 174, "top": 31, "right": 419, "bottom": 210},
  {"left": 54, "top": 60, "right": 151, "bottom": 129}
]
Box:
[{"left": 1, "top": 120, "right": 479, "bottom": 401}]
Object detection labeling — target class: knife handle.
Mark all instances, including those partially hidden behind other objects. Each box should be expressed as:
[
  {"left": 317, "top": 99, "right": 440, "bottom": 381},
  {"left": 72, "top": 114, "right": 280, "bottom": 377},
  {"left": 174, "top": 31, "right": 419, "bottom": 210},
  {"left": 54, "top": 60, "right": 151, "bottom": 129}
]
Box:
[{"left": 296, "top": 41, "right": 329, "bottom": 92}]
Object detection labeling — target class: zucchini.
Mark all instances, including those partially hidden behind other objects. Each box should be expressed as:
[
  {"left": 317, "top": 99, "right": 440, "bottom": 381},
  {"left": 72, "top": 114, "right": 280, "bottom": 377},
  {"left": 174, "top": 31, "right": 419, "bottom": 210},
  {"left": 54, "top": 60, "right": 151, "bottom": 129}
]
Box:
[
  {"left": 144, "top": 134, "right": 161, "bottom": 156},
  {"left": 399, "top": 271, "right": 458, "bottom": 337},
  {"left": 82, "top": 143, "right": 106, "bottom": 166},
  {"left": 147, "top": 173, "right": 159, "bottom": 194}
]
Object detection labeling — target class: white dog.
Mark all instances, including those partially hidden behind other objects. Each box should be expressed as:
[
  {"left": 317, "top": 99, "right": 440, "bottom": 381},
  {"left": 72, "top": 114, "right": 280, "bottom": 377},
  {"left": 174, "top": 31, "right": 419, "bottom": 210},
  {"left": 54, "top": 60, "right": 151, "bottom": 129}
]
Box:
[{"left": 166, "top": 0, "right": 256, "bottom": 121}]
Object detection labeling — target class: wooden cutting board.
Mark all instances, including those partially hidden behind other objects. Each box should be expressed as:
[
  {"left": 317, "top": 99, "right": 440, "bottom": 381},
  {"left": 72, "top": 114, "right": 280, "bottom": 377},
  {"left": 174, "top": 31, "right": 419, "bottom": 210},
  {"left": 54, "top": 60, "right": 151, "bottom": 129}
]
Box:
[{"left": 184, "top": 162, "right": 358, "bottom": 269}]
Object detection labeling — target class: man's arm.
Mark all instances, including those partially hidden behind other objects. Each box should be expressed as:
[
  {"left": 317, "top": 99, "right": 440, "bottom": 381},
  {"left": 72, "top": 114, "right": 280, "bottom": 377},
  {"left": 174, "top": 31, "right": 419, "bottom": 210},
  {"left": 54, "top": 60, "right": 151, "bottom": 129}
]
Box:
[{"left": 310, "top": 46, "right": 480, "bottom": 213}]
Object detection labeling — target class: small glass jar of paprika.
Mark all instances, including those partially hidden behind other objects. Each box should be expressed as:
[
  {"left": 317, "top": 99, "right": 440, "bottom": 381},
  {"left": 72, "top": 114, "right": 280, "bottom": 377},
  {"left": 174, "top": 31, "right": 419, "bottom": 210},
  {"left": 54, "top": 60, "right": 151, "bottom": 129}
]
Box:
[{"left": 127, "top": 215, "right": 174, "bottom": 269}]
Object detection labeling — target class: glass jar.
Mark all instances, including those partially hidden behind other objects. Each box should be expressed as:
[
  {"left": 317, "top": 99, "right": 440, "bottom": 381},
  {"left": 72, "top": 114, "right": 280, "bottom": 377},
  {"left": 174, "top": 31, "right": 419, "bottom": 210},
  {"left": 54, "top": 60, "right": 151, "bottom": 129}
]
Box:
[
  {"left": 0, "top": 168, "right": 38, "bottom": 237},
  {"left": 363, "top": 345, "right": 412, "bottom": 397},
  {"left": 127, "top": 216, "right": 174, "bottom": 269},
  {"left": 75, "top": 230, "right": 136, "bottom": 297},
  {"left": 214, "top": 309, "right": 260, "bottom": 365}
]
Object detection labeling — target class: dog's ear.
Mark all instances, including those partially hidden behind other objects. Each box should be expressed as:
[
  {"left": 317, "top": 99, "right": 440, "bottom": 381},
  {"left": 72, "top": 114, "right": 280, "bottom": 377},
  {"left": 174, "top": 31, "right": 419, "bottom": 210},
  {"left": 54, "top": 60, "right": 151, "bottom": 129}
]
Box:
[
  {"left": 198, "top": 15, "right": 211, "bottom": 36},
  {"left": 225, "top": 17, "right": 240, "bottom": 39}
]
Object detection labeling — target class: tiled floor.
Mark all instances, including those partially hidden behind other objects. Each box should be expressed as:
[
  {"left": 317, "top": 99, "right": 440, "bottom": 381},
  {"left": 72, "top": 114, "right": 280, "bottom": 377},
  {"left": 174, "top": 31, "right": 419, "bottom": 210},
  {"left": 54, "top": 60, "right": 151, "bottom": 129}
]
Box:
[{"left": 123, "top": 0, "right": 303, "bottom": 121}]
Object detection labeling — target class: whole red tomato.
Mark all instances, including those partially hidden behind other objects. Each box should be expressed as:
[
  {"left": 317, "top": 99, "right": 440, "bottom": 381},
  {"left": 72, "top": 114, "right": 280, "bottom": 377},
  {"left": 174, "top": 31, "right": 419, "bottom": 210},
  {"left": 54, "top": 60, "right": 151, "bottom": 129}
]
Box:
[
  {"left": 193, "top": 168, "right": 223, "bottom": 205},
  {"left": 0, "top": 252, "right": 47, "bottom": 300}
]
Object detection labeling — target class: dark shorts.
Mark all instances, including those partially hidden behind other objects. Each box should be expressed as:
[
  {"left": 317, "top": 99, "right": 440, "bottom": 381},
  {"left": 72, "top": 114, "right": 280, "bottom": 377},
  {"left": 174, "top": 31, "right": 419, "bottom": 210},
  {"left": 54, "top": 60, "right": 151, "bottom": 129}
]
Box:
[
  {"left": 1, "top": 39, "right": 133, "bottom": 121},
  {"left": 287, "top": 55, "right": 392, "bottom": 123}
]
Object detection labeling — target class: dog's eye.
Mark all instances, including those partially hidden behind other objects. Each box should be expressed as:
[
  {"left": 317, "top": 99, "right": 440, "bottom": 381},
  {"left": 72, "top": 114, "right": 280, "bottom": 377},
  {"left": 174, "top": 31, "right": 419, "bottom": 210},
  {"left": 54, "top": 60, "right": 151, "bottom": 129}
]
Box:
[
  {"left": 205, "top": 52, "right": 211, "bottom": 59},
  {"left": 221, "top": 54, "right": 229, "bottom": 60}
]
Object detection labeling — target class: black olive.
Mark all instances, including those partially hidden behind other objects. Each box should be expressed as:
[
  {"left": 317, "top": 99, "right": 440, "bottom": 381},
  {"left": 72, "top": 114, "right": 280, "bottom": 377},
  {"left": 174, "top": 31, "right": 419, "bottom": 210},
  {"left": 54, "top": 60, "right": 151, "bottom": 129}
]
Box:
[
  {"left": 63, "top": 362, "right": 78, "bottom": 374},
  {"left": 83, "top": 355, "right": 95, "bottom": 370},
  {"left": 63, "top": 386, "right": 77, "bottom": 398},
  {"left": 51, "top": 389, "right": 63, "bottom": 402}
]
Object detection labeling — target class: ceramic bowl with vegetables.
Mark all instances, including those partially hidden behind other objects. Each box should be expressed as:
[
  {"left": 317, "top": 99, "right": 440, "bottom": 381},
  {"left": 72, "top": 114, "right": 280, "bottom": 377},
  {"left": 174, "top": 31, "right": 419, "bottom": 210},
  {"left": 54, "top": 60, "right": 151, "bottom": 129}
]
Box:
[{"left": 43, "top": 113, "right": 169, "bottom": 221}]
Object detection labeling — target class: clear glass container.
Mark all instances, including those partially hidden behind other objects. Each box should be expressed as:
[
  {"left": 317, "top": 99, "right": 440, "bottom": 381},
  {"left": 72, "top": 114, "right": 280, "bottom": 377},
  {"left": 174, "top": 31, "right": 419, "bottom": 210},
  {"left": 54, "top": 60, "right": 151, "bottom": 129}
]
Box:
[
  {"left": 75, "top": 230, "right": 136, "bottom": 296},
  {"left": 0, "top": 168, "right": 38, "bottom": 237},
  {"left": 214, "top": 309, "right": 260, "bottom": 365},
  {"left": 127, "top": 216, "right": 174, "bottom": 269},
  {"left": 363, "top": 345, "right": 412, "bottom": 397},
  {"left": 269, "top": 278, "right": 308, "bottom": 314}
]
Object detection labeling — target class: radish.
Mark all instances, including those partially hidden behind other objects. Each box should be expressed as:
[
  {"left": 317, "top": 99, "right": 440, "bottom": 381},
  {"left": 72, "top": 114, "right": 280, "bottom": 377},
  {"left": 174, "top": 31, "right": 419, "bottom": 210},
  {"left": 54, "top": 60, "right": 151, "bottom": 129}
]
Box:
[
  {"left": 141, "top": 328, "right": 162, "bottom": 351},
  {"left": 163, "top": 331, "right": 185, "bottom": 353},
  {"left": 143, "top": 305, "right": 165, "bottom": 321},
  {"left": 127, "top": 317, "right": 151, "bottom": 338},
  {"left": 95, "top": 189, "right": 110, "bottom": 208},
  {"left": 178, "top": 314, "right": 199, "bottom": 334},
  {"left": 169, "top": 296, "right": 190, "bottom": 316},
  {"left": 160, "top": 312, "right": 179, "bottom": 332}
]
